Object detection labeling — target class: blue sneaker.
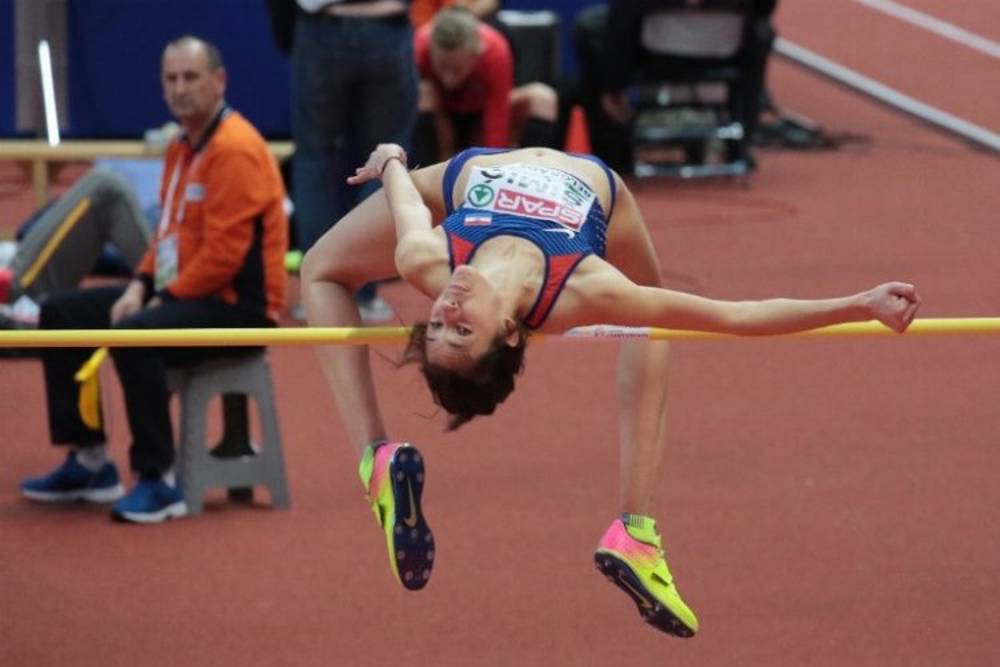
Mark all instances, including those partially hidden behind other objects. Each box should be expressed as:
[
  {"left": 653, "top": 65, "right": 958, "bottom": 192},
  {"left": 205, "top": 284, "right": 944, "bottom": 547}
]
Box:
[
  {"left": 21, "top": 452, "right": 125, "bottom": 503},
  {"left": 110, "top": 476, "right": 188, "bottom": 524}
]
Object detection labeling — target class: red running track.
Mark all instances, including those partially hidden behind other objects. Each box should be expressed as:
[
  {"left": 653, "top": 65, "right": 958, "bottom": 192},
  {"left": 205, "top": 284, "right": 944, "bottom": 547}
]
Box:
[{"left": 2, "top": 3, "right": 999, "bottom": 665}]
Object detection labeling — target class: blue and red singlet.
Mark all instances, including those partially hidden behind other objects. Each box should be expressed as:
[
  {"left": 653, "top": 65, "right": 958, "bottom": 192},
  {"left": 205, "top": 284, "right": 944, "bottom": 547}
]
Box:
[{"left": 441, "top": 148, "right": 617, "bottom": 329}]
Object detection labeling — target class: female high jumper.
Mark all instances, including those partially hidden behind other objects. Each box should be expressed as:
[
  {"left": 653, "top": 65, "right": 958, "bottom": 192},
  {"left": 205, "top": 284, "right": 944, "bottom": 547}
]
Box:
[{"left": 301, "top": 142, "right": 920, "bottom": 637}]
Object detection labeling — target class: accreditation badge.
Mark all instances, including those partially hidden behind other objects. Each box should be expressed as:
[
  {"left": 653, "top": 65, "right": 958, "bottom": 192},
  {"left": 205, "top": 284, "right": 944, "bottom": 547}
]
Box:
[{"left": 154, "top": 233, "right": 179, "bottom": 291}]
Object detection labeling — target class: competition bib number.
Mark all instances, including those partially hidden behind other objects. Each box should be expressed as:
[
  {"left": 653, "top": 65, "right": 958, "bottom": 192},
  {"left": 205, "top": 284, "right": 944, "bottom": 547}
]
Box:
[
  {"left": 154, "top": 234, "right": 179, "bottom": 291},
  {"left": 462, "top": 163, "right": 597, "bottom": 231}
]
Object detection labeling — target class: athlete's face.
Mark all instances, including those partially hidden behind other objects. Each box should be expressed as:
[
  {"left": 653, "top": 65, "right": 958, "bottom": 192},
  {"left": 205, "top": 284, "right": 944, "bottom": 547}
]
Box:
[
  {"left": 430, "top": 46, "right": 478, "bottom": 90},
  {"left": 161, "top": 42, "right": 225, "bottom": 127},
  {"left": 426, "top": 265, "right": 511, "bottom": 371}
]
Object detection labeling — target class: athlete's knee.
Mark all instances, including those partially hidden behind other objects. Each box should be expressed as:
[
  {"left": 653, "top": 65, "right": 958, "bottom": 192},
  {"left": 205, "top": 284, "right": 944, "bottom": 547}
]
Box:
[{"left": 300, "top": 242, "right": 358, "bottom": 294}]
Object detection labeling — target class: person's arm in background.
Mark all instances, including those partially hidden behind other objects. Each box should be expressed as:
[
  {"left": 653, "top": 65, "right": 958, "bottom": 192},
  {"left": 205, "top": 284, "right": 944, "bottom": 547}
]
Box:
[
  {"left": 132, "top": 141, "right": 177, "bottom": 301},
  {"left": 414, "top": 24, "right": 458, "bottom": 161},
  {"left": 477, "top": 28, "right": 514, "bottom": 147},
  {"left": 601, "top": 0, "right": 644, "bottom": 123},
  {"left": 113, "top": 246, "right": 155, "bottom": 322},
  {"left": 114, "top": 148, "right": 174, "bottom": 323}
]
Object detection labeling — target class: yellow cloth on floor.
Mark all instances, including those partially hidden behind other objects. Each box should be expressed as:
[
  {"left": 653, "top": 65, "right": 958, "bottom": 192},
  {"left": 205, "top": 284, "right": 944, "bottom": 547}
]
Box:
[{"left": 74, "top": 347, "right": 108, "bottom": 430}]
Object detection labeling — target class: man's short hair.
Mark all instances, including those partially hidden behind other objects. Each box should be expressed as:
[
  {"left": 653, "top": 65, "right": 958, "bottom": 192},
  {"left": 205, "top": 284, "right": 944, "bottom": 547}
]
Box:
[
  {"left": 431, "top": 8, "right": 481, "bottom": 52},
  {"left": 164, "top": 35, "right": 224, "bottom": 70}
]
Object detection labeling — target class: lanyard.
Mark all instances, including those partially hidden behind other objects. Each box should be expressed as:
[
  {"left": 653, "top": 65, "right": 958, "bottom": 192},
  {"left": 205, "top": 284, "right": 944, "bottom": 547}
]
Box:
[{"left": 157, "top": 152, "right": 202, "bottom": 238}]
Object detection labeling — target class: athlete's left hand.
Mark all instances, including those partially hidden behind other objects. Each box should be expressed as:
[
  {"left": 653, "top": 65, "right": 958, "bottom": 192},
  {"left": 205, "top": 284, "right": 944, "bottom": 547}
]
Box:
[
  {"left": 866, "top": 282, "right": 921, "bottom": 333},
  {"left": 347, "top": 143, "right": 408, "bottom": 185}
]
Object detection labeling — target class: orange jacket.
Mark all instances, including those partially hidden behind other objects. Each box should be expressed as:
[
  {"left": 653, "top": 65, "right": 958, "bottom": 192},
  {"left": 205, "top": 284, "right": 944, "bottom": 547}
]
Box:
[{"left": 136, "top": 108, "right": 288, "bottom": 322}]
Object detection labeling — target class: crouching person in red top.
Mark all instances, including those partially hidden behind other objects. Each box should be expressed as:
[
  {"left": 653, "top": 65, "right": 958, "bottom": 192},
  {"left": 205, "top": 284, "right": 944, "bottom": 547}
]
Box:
[
  {"left": 413, "top": 7, "right": 560, "bottom": 164},
  {"left": 19, "top": 35, "right": 288, "bottom": 524}
]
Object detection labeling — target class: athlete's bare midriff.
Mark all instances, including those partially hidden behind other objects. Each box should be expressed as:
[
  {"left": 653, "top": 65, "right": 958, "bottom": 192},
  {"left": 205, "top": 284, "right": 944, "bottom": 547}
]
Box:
[{"left": 448, "top": 148, "right": 616, "bottom": 217}]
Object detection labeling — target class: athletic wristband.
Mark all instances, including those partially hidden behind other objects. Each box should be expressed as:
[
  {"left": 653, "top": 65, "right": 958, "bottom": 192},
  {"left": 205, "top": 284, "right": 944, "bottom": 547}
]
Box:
[{"left": 380, "top": 154, "right": 406, "bottom": 177}]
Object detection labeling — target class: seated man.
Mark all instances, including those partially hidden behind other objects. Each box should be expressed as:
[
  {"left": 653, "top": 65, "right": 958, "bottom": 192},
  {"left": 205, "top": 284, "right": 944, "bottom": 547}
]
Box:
[
  {"left": 19, "top": 35, "right": 288, "bottom": 524},
  {"left": 413, "top": 7, "right": 558, "bottom": 165}
]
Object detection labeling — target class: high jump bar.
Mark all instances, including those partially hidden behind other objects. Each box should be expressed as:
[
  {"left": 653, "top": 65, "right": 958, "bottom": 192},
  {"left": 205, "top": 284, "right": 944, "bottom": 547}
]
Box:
[{"left": 0, "top": 318, "right": 996, "bottom": 348}]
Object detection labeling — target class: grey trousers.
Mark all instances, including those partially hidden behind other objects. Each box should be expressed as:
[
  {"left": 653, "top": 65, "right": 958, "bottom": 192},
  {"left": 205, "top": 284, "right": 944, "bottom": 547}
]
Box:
[{"left": 10, "top": 167, "right": 151, "bottom": 301}]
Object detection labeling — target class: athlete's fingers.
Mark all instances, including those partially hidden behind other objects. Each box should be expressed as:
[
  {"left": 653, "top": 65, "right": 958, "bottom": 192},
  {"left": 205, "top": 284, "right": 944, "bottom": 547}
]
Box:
[
  {"left": 891, "top": 281, "right": 919, "bottom": 303},
  {"left": 902, "top": 298, "right": 921, "bottom": 330},
  {"left": 347, "top": 166, "right": 377, "bottom": 185}
]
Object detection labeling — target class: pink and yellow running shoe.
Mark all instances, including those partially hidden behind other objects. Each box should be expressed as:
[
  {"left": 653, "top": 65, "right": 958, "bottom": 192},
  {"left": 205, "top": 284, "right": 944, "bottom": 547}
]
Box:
[
  {"left": 358, "top": 442, "right": 435, "bottom": 590},
  {"left": 594, "top": 514, "right": 698, "bottom": 638}
]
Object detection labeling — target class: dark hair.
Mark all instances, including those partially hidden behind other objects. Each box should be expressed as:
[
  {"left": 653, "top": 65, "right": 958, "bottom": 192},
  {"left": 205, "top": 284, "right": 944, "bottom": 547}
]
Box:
[
  {"left": 403, "top": 321, "right": 530, "bottom": 431},
  {"left": 165, "top": 35, "right": 224, "bottom": 70}
]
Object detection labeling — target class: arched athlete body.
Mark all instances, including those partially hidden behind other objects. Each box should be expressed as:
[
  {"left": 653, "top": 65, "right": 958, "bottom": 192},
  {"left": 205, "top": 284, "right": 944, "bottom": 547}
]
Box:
[{"left": 301, "top": 142, "right": 919, "bottom": 637}]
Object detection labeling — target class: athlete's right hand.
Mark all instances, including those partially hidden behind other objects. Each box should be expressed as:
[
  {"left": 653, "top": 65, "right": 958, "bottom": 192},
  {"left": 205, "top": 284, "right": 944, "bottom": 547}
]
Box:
[{"left": 347, "top": 143, "right": 408, "bottom": 185}]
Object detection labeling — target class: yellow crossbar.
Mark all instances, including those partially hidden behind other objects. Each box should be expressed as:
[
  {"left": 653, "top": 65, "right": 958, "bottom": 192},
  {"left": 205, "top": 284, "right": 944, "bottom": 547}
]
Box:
[{"left": 0, "top": 318, "right": 997, "bottom": 348}]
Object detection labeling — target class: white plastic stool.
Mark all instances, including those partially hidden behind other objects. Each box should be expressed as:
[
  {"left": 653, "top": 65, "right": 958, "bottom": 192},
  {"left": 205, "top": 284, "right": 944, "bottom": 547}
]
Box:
[{"left": 167, "top": 351, "right": 290, "bottom": 515}]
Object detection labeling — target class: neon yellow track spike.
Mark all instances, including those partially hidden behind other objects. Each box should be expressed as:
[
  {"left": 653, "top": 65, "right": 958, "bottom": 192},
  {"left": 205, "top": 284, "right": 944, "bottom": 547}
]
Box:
[{"left": 359, "top": 442, "right": 435, "bottom": 591}]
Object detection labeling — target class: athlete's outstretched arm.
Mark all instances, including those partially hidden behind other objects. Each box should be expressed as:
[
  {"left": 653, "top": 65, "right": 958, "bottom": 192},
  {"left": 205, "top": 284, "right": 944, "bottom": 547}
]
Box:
[{"left": 585, "top": 274, "right": 922, "bottom": 335}]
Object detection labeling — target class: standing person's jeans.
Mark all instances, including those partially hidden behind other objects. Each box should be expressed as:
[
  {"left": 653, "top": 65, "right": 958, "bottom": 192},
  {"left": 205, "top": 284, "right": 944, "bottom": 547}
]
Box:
[
  {"left": 572, "top": 5, "right": 634, "bottom": 174},
  {"left": 291, "top": 12, "right": 418, "bottom": 302}
]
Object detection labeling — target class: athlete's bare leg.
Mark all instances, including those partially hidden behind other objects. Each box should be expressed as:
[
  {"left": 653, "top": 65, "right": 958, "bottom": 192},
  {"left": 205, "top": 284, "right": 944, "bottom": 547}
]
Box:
[
  {"left": 301, "top": 191, "right": 397, "bottom": 456},
  {"left": 603, "top": 180, "right": 670, "bottom": 515},
  {"left": 616, "top": 341, "right": 670, "bottom": 514},
  {"left": 596, "top": 174, "right": 699, "bottom": 638},
  {"left": 301, "top": 163, "right": 448, "bottom": 456},
  {"left": 302, "top": 165, "right": 447, "bottom": 592}
]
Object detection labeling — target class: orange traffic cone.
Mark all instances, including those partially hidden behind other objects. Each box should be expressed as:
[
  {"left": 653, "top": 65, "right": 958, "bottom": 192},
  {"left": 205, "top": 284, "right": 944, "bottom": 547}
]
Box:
[{"left": 564, "top": 105, "right": 592, "bottom": 154}]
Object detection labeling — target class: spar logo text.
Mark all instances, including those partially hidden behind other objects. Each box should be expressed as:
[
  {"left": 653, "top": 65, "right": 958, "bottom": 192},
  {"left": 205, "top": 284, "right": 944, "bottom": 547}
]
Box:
[{"left": 495, "top": 189, "right": 584, "bottom": 230}]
